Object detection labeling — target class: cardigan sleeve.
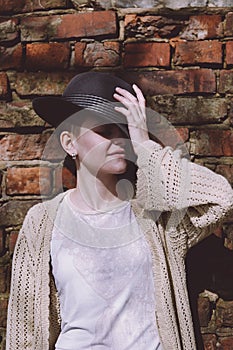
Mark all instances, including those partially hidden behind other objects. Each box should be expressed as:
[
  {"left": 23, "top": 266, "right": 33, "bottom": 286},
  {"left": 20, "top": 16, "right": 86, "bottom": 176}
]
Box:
[
  {"left": 6, "top": 209, "right": 37, "bottom": 350},
  {"left": 136, "top": 140, "right": 233, "bottom": 231},
  {"left": 6, "top": 201, "right": 55, "bottom": 350}
]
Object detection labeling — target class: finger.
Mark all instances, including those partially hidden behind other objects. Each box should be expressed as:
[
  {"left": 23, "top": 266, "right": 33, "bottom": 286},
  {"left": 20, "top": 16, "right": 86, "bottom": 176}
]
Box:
[
  {"left": 114, "top": 104, "right": 139, "bottom": 124},
  {"left": 114, "top": 85, "right": 146, "bottom": 120},
  {"left": 114, "top": 106, "right": 129, "bottom": 117},
  {"left": 114, "top": 87, "right": 146, "bottom": 126},
  {"left": 132, "top": 84, "right": 145, "bottom": 104},
  {"left": 114, "top": 87, "right": 138, "bottom": 103},
  {"left": 115, "top": 106, "right": 146, "bottom": 129},
  {"left": 132, "top": 84, "right": 146, "bottom": 115},
  {"left": 114, "top": 89, "right": 142, "bottom": 112},
  {"left": 113, "top": 92, "right": 141, "bottom": 117}
]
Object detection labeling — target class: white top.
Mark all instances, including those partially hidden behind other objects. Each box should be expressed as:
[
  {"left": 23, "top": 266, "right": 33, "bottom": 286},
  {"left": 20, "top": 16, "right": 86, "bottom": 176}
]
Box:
[{"left": 51, "top": 192, "right": 162, "bottom": 350}]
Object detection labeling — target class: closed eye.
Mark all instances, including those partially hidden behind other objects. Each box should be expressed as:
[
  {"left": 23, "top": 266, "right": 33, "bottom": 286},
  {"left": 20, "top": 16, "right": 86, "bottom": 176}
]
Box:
[
  {"left": 92, "top": 126, "right": 112, "bottom": 138},
  {"left": 92, "top": 124, "right": 127, "bottom": 139}
]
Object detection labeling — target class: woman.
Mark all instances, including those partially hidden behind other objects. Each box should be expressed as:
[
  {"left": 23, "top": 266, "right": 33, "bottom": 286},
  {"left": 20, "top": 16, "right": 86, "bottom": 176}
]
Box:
[{"left": 6, "top": 71, "right": 233, "bottom": 350}]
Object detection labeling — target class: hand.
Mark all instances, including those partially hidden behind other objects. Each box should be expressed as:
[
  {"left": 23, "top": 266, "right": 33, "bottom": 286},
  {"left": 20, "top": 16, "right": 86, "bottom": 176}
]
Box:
[{"left": 113, "top": 84, "right": 149, "bottom": 154}]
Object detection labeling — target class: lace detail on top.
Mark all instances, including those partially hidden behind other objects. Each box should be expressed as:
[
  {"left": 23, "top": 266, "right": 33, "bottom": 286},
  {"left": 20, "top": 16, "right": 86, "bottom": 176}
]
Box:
[
  {"left": 53, "top": 191, "right": 143, "bottom": 248},
  {"left": 51, "top": 197, "right": 161, "bottom": 350}
]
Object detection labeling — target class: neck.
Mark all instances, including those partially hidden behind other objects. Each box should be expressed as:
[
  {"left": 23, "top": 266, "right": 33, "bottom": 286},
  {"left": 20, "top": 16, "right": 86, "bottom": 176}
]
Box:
[{"left": 70, "top": 167, "right": 124, "bottom": 213}]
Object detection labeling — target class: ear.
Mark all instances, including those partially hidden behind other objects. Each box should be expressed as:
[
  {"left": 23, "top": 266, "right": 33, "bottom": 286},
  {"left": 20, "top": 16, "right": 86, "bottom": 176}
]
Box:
[{"left": 60, "top": 131, "right": 78, "bottom": 156}]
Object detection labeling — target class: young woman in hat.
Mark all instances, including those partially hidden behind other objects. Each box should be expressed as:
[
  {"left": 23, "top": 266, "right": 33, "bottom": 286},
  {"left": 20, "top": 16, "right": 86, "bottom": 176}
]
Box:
[{"left": 6, "top": 72, "right": 233, "bottom": 350}]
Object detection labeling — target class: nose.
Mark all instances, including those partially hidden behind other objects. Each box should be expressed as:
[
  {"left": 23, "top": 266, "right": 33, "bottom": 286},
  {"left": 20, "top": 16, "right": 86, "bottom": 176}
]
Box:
[
  {"left": 112, "top": 136, "right": 126, "bottom": 148},
  {"left": 111, "top": 125, "right": 127, "bottom": 146}
]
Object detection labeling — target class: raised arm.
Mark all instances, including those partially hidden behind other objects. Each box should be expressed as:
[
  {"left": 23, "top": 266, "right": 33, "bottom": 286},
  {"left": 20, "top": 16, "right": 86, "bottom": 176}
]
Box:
[{"left": 114, "top": 85, "right": 233, "bottom": 226}]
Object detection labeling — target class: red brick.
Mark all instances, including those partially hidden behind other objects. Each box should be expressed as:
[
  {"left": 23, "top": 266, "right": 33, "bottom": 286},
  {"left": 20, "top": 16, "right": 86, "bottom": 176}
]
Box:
[
  {"left": 0, "top": 72, "right": 9, "bottom": 99},
  {"left": 54, "top": 166, "right": 76, "bottom": 192},
  {"left": 0, "top": 0, "right": 25, "bottom": 14},
  {"left": 8, "top": 231, "right": 18, "bottom": 255},
  {"left": 0, "top": 18, "right": 19, "bottom": 42},
  {"left": 56, "top": 12, "right": 117, "bottom": 39},
  {"left": 215, "top": 164, "right": 233, "bottom": 185},
  {"left": 124, "top": 15, "right": 222, "bottom": 42},
  {"left": 0, "top": 200, "right": 39, "bottom": 227},
  {"left": 150, "top": 96, "right": 227, "bottom": 125},
  {"left": 0, "top": 44, "right": 23, "bottom": 70},
  {"left": 225, "top": 41, "right": 233, "bottom": 66},
  {"left": 0, "top": 171, "right": 2, "bottom": 196},
  {"left": 124, "top": 15, "right": 184, "bottom": 39},
  {"left": 176, "top": 127, "right": 189, "bottom": 142},
  {"left": 228, "top": 99, "right": 233, "bottom": 126},
  {"left": 181, "top": 15, "right": 223, "bottom": 40},
  {"left": 225, "top": 12, "right": 233, "bottom": 36},
  {"left": 21, "top": 16, "right": 53, "bottom": 41},
  {"left": 198, "top": 296, "right": 211, "bottom": 327},
  {"left": 191, "top": 129, "right": 233, "bottom": 157},
  {"left": 12, "top": 72, "right": 75, "bottom": 96},
  {"left": 74, "top": 42, "right": 86, "bottom": 66},
  {"left": 121, "top": 69, "right": 216, "bottom": 95},
  {"left": 6, "top": 167, "right": 52, "bottom": 195},
  {"left": 0, "top": 0, "right": 66, "bottom": 14},
  {"left": 0, "top": 229, "right": 5, "bottom": 256},
  {"left": 124, "top": 42, "right": 170, "bottom": 68},
  {"left": 219, "top": 70, "right": 233, "bottom": 94},
  {"left": 26, "top": 43, "right": 70, "bottom": 71},
  {"left": 213, "top": 226, "right": 223, "bottom": 238},
  {"left": 0, "top": 133, "right": 50, "bottom": 161},
  {"left": 155, "top": 126, "right": 189, "bottom": 149},
  {"left": 175, "top": 97, "right": 226, "bottom": 123},
  {"left": 224, "top": 224, "right": 233, "bottom": 250},
  {"left": 216, "top": 299, "right": 233, "bottom": 327},
  {"left": 0, "top": 298, "right": 8, "bottom": 328},
  {"left": 21, "top": 12, "right": 117, "bottom": 41},
  {"left": 124, "top": 14, "right": 138, "bottom": 27},
  {"left": 202, "top": 334, "right": 217, "bottom": 350},
  {"left": 28, "top": 0, "right": 67, "bottom": 11},
  {"left": 219, "top": 337, "right": 233, "bottom": 350},
  {"left": 41, "top": 132, "right": 65, "bottom": 159},
  {"left": 174, "top": 40, "right": 222, "bottom": 66},
  {"left": 0, "top": 266, "right": 9, "bottom": 293},
  {"left": 74, "top": 41, "right": 120, "bottom": 67},
  {"left": 0, "top": 100, "right": 43, "bottom": 128}
]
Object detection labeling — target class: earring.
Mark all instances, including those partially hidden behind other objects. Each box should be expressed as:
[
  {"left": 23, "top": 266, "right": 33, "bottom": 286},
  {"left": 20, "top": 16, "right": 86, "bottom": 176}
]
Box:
[{"left": 71, "top": 153, "right": 77, "bottom": 160}]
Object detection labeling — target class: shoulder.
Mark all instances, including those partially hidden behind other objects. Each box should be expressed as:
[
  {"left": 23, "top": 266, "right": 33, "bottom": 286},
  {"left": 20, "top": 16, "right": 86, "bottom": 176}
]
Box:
[{"left": 22, "top": 191, "right": 68, "bottom": 229}]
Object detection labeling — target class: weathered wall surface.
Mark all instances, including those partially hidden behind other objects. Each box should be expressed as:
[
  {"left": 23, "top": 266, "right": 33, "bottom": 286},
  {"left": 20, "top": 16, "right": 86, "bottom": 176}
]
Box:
[{"left": 0, "top": 0, "right": 233, "bottom": 349}]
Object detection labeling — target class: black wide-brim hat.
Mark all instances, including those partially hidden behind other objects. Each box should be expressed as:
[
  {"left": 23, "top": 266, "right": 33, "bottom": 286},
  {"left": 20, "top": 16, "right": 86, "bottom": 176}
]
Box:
[{"left": 33, "top": 71, "right": 136, "bottom": 128}]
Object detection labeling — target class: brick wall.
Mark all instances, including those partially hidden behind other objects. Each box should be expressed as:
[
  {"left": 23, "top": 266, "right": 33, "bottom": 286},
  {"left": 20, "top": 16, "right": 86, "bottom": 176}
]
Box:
[{"left": 0, "top": 1, "right": 233, "bottom": 349}]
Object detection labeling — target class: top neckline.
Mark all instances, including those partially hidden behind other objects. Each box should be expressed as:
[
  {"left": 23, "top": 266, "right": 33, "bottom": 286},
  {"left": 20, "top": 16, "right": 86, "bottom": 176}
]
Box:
[{"left": 66, "top": 189, "right": 130, "bottom": 217}]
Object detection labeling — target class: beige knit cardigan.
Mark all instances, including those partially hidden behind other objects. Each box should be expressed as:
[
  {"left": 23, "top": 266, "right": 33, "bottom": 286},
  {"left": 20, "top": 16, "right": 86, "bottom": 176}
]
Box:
[{"left": 6, "top": 140, "right": 233, "bottom": 350}]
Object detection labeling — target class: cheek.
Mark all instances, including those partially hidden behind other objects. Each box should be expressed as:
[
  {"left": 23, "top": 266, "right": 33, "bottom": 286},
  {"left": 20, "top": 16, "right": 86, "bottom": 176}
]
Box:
[{"left": 77, "top": 139, "right": 109, "bottom": 164}]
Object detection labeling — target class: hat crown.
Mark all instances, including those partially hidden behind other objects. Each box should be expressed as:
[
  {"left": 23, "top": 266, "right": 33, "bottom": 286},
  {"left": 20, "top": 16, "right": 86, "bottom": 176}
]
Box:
[
  {"left": 63, "top": 72, "right": 134, "bottom": 101},
  {"left": 33, "top": 71, "right": 134, "bottom": 127}
]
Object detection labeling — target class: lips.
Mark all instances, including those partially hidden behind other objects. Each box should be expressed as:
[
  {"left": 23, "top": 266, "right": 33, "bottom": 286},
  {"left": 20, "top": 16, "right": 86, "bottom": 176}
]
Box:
[{"left": 108, "top": 149, "right": 125, "bottom": 157}]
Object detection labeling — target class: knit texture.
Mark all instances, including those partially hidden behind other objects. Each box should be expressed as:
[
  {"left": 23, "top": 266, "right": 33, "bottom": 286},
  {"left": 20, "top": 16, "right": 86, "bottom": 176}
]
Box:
[{"left": 6, "top": 140, "right": 233, "bottom": 350}]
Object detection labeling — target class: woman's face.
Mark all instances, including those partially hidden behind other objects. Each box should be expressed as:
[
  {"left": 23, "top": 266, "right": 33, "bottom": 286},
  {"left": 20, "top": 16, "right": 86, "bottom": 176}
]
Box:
[{"left": 73, "top": 116, "right": 128, "bottom": 177}]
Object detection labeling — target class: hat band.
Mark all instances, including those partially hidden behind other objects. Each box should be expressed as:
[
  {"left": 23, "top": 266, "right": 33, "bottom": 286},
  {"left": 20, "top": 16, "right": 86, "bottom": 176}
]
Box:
[{"left": 63, "top": 94, "right": 125, "bottom": 124}]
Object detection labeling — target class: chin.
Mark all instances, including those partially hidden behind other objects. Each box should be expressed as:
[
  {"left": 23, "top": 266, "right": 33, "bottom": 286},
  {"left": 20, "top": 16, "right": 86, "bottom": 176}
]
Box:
[
  {"left": 101, "top": 162, "right": 128, "bottom": 175},
  {"left": 114, "top": 168, "right": 127, "bottom": 175},
  {"left": 107, "top": 159, "right": 127, "bottom": 173}
]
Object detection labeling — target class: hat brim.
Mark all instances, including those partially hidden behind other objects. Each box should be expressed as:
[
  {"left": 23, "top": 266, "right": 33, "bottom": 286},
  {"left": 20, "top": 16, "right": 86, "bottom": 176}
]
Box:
[
  {"left": 33, "top": 96, "right": 83, "bottom": 127},
  {"left": 33, "top": 95, "right": 129, "bottom": 130}
]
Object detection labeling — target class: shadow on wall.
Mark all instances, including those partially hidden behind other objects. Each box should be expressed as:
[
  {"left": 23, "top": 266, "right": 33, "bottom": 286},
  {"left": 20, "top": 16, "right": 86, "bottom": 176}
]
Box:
[{"left": 186, "top": 234, "right": 233, "bottom": 349}]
